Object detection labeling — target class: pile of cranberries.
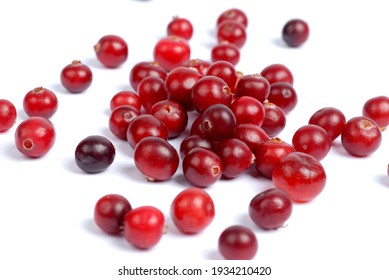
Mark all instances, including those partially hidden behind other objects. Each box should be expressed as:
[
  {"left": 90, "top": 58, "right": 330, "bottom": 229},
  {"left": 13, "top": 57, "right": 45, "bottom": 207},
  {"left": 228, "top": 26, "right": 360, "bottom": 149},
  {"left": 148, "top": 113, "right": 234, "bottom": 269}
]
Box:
[{"left": 1, "top": 7, "right": 388, "bottom": 260}]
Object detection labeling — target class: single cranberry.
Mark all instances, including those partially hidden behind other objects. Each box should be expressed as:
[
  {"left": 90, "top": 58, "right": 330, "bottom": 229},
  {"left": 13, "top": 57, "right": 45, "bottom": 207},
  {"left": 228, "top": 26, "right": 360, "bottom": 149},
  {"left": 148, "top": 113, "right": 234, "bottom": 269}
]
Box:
[
  {"left": 0, "top": 99, "right": 17, "bottom": 132},
  {"left": 170, "top": 187, "right": 215, "bottom": 234},
  {"left": 206, "top": 60, "right": 238, "bottom": 89},
  {"left": 249, "top": 188, "right": 293, "bottom": 230},
  {"left": 109, "top": 105, "right": 141, "bottom": 140},
  {"left": 216, "top": 8, "right": 248, "bottom": 28},
  {"left": 123, "top": 205, "right": 165, "bottom": 249},
  {"left": 201, "top": 104, "right": 236, "bottom": 142},
  {"left": 167, "top": 16, "right": 193, "bottom": 40},
  {"left": 362, "top": 95, "right": 389, "bottom": 129},
  {"left": 341, "top": 116, "right": 382, "bottom": 157},
  {"left": 14, "top": 116, "right": 55, "bottom": 158},
  {"left": 267, "top": 82, "right": 298, "bottom": 114},
  {"left": 233, "top": 123, "right": 270, "bottom": 153},
  {"left": 260, "top": 63, "right": 294, "bottom": 85},
  {"left": 94, "top": 34, "right": 128, "bottom": 68},
  {"left": 236, "top": 74, "right": 270, "bottom": 102},
  {"left": 60, "top": 60, "right": 93, "bottom": 93},
  {"left": 211, "top": 41, "right": 240, "bottom": 66},
  {"left": 231, "top": 96, "right": 265, "bottom": 126},
  {"left": 183, "top": 147, "right": 223, "bottom": 187},
  {"left": 190, "top": 115, "right": 208, "bottom": 139},
  {"left": 110, "top": 91, "right": 141, "bottom": 111},
  {"left": 217, "top": 20, "right": 247, "bottom": 48},
  {"left": 182, "top": 58, "right": 210, "bottom": 76},
  {"left": 292, "top": 124, "right": 331, "bottom": 161},
  {"left": 75, "top": 135, "right": 115, "bottom": 173},
  {"left": 254, "top": 137, "right": 295, "bottom": 179},
  {"left": 218, "top": 225, "right": 258, "bottom": 260},
  {"left": 261, "top": 101, "right": 287, "bottom": 137},
  {"left": 23, "top": 87, "right": 58, "bottom": 118},
  {"left": 153, "top": 36, "right": 191, "bottom": 72},
  {"left": 150, "top": 100, "right": 188, "bottom": 139},
  {"left": 94, "top": 194, "right": 132, "bottom": 235},
  {"left": 308, "top": 107, "right": 346, "bottom": 141},
  {"left": 282, "top": 18, "right": 309, "bottom": 47},
  {"left": 272, "top": 152, "right": 326, "bottom": 202},
  {"left": 129, "top": 61, "right": 167, "bottom": 91},
  {"left": 137, "top": 76, "right": 168, "bottom": 113},
  {"left": 126, "top": 114, "right": 168, "bottom": 149},
  {"left": 179, "top": 134, "right": 212, "bottom": 159}
]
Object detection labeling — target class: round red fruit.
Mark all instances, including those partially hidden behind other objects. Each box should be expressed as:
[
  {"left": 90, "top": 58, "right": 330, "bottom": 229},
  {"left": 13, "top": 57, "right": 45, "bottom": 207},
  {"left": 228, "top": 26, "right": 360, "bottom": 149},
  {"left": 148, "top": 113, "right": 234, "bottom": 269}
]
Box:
[
  {"left": 60, "top": 60, "right": 93, "bottom": 93},
  {"left": 0, "top": 99, "right": 17, "bottom": 132},
  {"left": 110, "top": 91, "right": 141, "bottom": 112},
  {"left": 282, "top": 18, "right": 309, "bottom": 47},
  {"left": 217, "top": 20, "right": 247, "bottom": 48},
  {"left": 167, "top": 16, "right": 193, "bottom": 40},
  {"left": 260, "top": 64, "right": 294, "bottom": 85},
  {"left": 23, "top": 87, "right": 58, "bottom": 118},
  {"left": 362, "top": 95, "right": 389, "bottom": 129},
  {"left": 94, "top": 34, "right": 128, "bottom": 68},
  {"left": 153, "top": 36, "right": 191, "bottom": 72},
  {"left": 308, "top": 107, "right": 346, "bottom": 141}
]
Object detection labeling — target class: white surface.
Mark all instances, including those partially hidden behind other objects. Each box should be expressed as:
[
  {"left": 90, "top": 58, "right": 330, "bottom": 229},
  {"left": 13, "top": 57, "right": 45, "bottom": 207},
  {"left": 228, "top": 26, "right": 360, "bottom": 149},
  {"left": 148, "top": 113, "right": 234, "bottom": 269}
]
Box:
[{"left": 1, "top": 0, "right": 388, "bottom": 279}]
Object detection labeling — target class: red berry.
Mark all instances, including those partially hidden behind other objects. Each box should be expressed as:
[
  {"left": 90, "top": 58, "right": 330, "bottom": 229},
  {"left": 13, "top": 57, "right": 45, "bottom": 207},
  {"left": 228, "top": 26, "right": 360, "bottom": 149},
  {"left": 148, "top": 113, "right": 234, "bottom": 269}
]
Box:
[
  {"left": 110, "top": 91, "right": 141, "bottom": 111},
  {"left": 129, "top": 61, "right": 167, "bottom": 91},
  {"left": 217, "top": 20, "right": 247, "bottom": 48},
  {"left": 236, "top": 74, "right": 270, "bottom": 102},
  {"left": 231, "top": 96, "right": 265, "bottom": 126},
  {"left": 201, "top": 104, "right": 236, "bottom": 142},
  {"left": 362, "top": 95, "right": 389, "bottom": 129},
  {"left": 267, "top": 82, "right": 298, "bottom": 114},
  {"left": 182, "top": 58, "right": 210, "bottom": 76},
  {"left": 109, "top": 105, "right": 141, "bottom": 140},
  {"left": 206, "top": 60, "right": 238, "bottom": 89},
  {"left": 167, "top": 16, "right": 193, "bottom": 40},
  {"left": 94, "top": 34, "right": 128, "bottom": 68},
  {"left": 261, "top": 101, "right": 287, "bottom": 137},
  {"left": 179, "top": 134, "right": 212, "bottom": 159},
  {"left": 0, "top": 99, "right": 17, "bottom": 132},
  {"left": 137, "top": 76, "right": 168, "bottom": 113},
  {"left": 170, "top": 187, "right": 215, "bottom": 234},
  {"left": 15, "top": 116, "right": 56, "bottom": 158},
  {"left": 190, "top": 115, "right": 208, "bottom": 139},
  {"left": 153, "top": 36, "right": 191, "bottom": 72},
  {"left": 23, "top": 87, "right": 58, "bottom": 118},
  {"left": 233, "top": 123, "right": 270, "bottom": 153},
  {"left": 282, "top": 19, "right": 309, "bottom": 47},
  {"left": 60, "top": 60, "right": 93, "bottom": 93},
  {"left": 216, "top": 8, "right": 248, "bottom": 28},
  {"left": 308, "top": 107, "right": 346, "bottom": 141},
  {"left": 211, "top": 41, "right": 240, "bottom": 66},
  {"left": 260, "top": 63, "right": 294, "bottom": 85}
]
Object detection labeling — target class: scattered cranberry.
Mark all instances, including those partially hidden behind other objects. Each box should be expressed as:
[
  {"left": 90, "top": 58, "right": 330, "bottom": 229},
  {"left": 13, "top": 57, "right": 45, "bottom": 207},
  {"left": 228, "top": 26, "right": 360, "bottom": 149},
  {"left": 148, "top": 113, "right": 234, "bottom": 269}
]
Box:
[
  {"left": 267, "top": 82, "right": 298, "bottom": 114},
  {"left": 137, "top": 76, "right": 168, "bottom": 113},
  {"left": 233, "top": 123, "right": 270, "bottom": 153},
  {"left": 261, "top": 101, "right": 287, "bottom": 137},
  {"left": 236, "top": 74, "right": 270, "bottom": 102},
  {"left": 109, "top": 105, "right": 141, "bottom": 140},
  {"left": 216, "top": 8, "right": 248, "bottom": 28},
  {"left": 231, "top": 96, "right": 265, "bottom": 126},
  {"left": 0, "top": 99, "right": 17, "bottom": 132},
  {"left": 182, "top": 58, "right": 210, "bottom": 76},
  {"left": 362, "top": 95, "right": 389, "bottom": 129},
  {"left": 23, "top": 87, "right": 58, "bottom": 118},
  {"left": 341, "top": 116, "right": 382, "bottom": 157},
  {"left": 308, "top": 107, "right": 346, "bottom": 141},
  {"left": 167, "top": 16, "right": 193, "bottom": 40},
  {"left": 60, "top": 60, "right": 93, "bottom": 93},
  {"left": 110, "top": 91, "right": 141, "bottom": 111},
  {"left": 217, "top": 20, "right": 247, "bottom": 48},
  {"left": 94, "top": 34, "right": 128, "bottom": 68},
  {"left": 129, "top": 61, "right": 167, "bottom": 91},
  {"left": 201, "top": 104, "right": 236, "bottom": 142},
  {"left": 282, "top": 19, "right": 309, "bottom": 47},
  {"left": 94, "top": 194, "right": 132, "bottom": 235},
  {"left": 211, "top": 41, "right": 240, "bottom": 65},
  {"left": 153, "top": 36, "right": 191, "bottom": 72},
  {"left": 218, "top": 225, "right": 258, "bottom": 260},
  {"left": 249, "top": 188, "right": 293, "bottom": 230},
  {"left": 170, "top": 187, "right": 215, "bottom": 234},
  {"left": 260, "top": 64, "right": 294, "bottom": 85},
  {"left": 179, "top": 134, "right": 212, "bottom": 159}
]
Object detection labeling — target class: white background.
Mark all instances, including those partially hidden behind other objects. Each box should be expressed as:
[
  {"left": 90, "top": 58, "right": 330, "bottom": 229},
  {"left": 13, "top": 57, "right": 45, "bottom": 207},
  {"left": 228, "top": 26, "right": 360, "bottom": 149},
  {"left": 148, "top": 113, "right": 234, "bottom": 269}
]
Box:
[{"left": 1, "top": 0, "right": 388, "bottom": 279}]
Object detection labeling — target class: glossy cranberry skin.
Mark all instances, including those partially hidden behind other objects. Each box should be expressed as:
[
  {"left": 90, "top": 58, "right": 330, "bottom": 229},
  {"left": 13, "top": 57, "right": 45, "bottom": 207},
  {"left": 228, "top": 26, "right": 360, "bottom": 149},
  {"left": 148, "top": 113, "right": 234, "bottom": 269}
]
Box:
[
  {"left": 15, "top": 116, "right": 55, "bottom": 158},
  {"left": 254, "top": 138, "right": 295, "bottom": 179},
  {"left": 137, "top": 76, "right": 168, "bottom": 113},
  {"left": 249, "top": 188, "right": 293, "bottom": 230},
  {"left": 233, "top": 123, "right": 270, "bottom": 153},
  {"left": 261, "top": 102, "right": 287, "bottom": 137},
  {"left": 0, "top": 99, "right": 17, "bottom": 132},
  {"left": 206, "top": 60, "right": 237, "bottom": 89},
  {"left": 362, "top": 95, "right": 389, "bottom": 129},
  {"left": 341, "top": 116, "right": 382, "bottom": 157},
  {"left": 75, "top": 135, "right": 115, "bottom": 173},
  {"left": 282, "top": 19, "right": 309, "bottom": 47},
  {"left": 218, "top": 225, "right": 258, "bottom": 260},
  {"left": 167, "top": 17, "right": 193, "bottom": 40},
  {"left": 170, "top": 187, "right": 215, "bottom": 234},
  {"left": 191, "top": 76, "right": 232, "bottom": 114},
  {"left": 153, "top": 36, "right": 191, "bottom": 72},
  {"left": 134, "top": 136, "right": 179, "bottom": 181},
  {"left": 217, "top": 8, "right": 248, "bottom": 28},
  {"left": 231, "top": 96, "right": 265, "bottom": 126},
  {"left": 217, "top": 20, "right": 247, "bottom": 48},
  {"left": 94, "top": 35, "right": 128, "bottom": 68},
  {"left": 182, "top": 58, "right": 210, "bottom": 76},
  {"left": 126, "top": 114, "right": 168, "bottom": 149},
  {"left": 211, "top": 42, "right": 240, "bottom": 66},
  {"left": 110, "top": 91, "right": 141, "bottom": 111},
  {"left": 129, "top": 61, "right": 167, "bottom": 91},
  {"left": 109, "top": 105, "right": 141, "bottom": 140},
  {"left": 272, "top": 152, "right": 326, "bottom": 202},
  {"left": 236, "top": 74, "right": 270, "bottom": 102},
  {"left": 267, "top": 82, "right": 298, "bottom": 114},
  {"left": 201, "top": 104, "right": 237, "bottom": 142},
  {"left": 23, "top": 87, "right": 58, "bottom": 118},
  {"left": 292, "top": 124, "right": 331, "bottom": 161},
  {"left": 179, "top": 134, "right": 212, "bottom": 159},
  {"left": 150, "top": 100, "right": 188, "bottom": 139},
  {"left": 190, "top": 115, "right": 207, "bottom": 139},
  {"left": 308, "top": 107, "right": 346, "bottom": 141},
  {"left": 123, "top": 206, "right": 165, "bottom": 249},
  {"left": 94, "top": 194, "right": 132, "bottom": 235},
  {"left": 60, "top": 60, "right": 93, "bottom": 93},
  {"left": 260, "top": 64, "right": 294, "bottom": 85},
  {"left": 183, "top": 147, "right": 223, "bottom": 187}
]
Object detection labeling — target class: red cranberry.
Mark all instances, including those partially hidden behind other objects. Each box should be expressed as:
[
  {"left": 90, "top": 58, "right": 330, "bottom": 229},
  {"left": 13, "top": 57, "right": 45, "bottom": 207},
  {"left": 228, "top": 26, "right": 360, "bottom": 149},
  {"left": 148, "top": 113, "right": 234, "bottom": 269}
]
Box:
[
  {"left": 267, "top": 82, "right": 298, "bottom": 114},
  {"left": 217, "top": 20, "right": 247, "bottom": 48},
  {"left": 179, "top": 134, "right": 212, "bottom": 159},
  {"left": 137, "top": 76, "right": 168, "bottom": 113},
  {"left": 153, "top": 36, "right": 191, "bottom": 71},
  {"left": 211, "top": 41, "right": 240, "bottom": 66},
  {"left": 23, "top": 87, "right": 58, "bottom": 118},
  {"left": 15, "top": 116, "right": 55, "bottom": 158},
  {"left": 233, "top": 123, "right": 270, "bottom": 153},
  {"left": 129, "top": 61, "right": 167, "bottom": 91},
  {"left": 109, "top": 105, "right": 141, "bottom": 140},
  {"left": 308, "top": 107, "right": 346, "bottom": 141},
  {"left": 362, "top": 95, "right": 389, "bottom": 129},
  {"left": 94, "top": 34, "right": 128, "bottom": 68},
  {"left": 260, "top": 63, "right": 294, "bottom": 85},
  {"left": 206, "top": 60, "right": 238, "bottom": 89},
  {"left": 0, "top": 99, "right": 17, "bottom": 132},
  {"left": 282, "top": 18, "right": 309, "bottom": 47},
  {"left": 236, "top": 74, "right": 270, "bottom": 102},
  {"left": 110, "top": 91, "right": 141, "bottom": 111},
  {"left": 167, "top": 16, "right": 193, "bottom": 40},
  {"left": 182, "top": 58, "right": 210, "bottom": 76},
  {"left": 231, "top": 96, "right": 265, "bottom": 126},
  {"left": 170, "top": 187, "right": 215, "bottom": 234},
  {"left": 216, "top": 8, "right": 248, "bottom": 28},
  {"left": 201, "top": 104, "right": 236, "bottom": 142},
  {"left": 60, "top": 60, "right": 93, "bottom": 93},
  {"left": 261, "top": 101, "right": 287, "bottom": 137}
]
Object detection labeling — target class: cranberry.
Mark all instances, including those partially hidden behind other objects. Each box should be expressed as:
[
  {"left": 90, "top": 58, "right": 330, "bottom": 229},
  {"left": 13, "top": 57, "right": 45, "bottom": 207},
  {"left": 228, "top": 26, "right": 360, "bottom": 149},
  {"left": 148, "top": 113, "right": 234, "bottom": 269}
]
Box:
[
  {"left": 282, "top": 18, "right": 309, "bottom": 47},
  {"left": 190, "top": 115, "right": 207, "bottom": 139},
  {"left": 75, "top": 135, "right": 115, "bottom": 173},
  {"left": 94, "top": 194, "right": 132, "bottom": 235},
  {"left": 60, "top": 60, "right": 93, "bottom": 93},
  {"left": 261, "top": 101, "right": 287, "bottom": 137},
  {"left": 292, "top": 124, "right": 331, "bottom": 161},
  {"left": 109, "top": 105, "right": 141, "bottom": 140},
  {"left": 167, "top": 16, "right": 193, "bottom": 40},
  {"left": 183, "top": 147, "right": 223, "bottom": 187},
  {"left": 267, "top": 82, "right": 298, "bottom": 114},
  {"left": 254, "top": 137, "right": 295, "bottom": 179},
  {"left": 216, "top": 8, "right": 248, "bottom": 28},
  {"left": 341, "top": 116, "right": 382, "bottom": 157},
  {"left": 362, "top": 95, "right": 389, "bottom": 129},
  {"left": 231, "top": 96, "right": 265, "bottom": 126},
  {"left": 23, "top": 87, "right": 58, "bottom": 118},
  {"left": 249, "top": 188, "right": 293, "bottom": 230},
  {"left": 150, "top": 100, "right": 188, "bottom": 139},
  {"left": 182, "top": 58, "right": 210, "bottom": 76},
  {"left": 236, "top": 74, "right": 270, "bottom": 102},
  {"left": 308, "top": 107, "right": 346, "bottom": 141},
  {"left": 126, "top": 114, "right": 168, "bottom": 149},
  {"left": 134, "top": 136, "right": 179, "bottom": 181},
  {"left": 0, "top": 99, "right": 17, "bottom": 132},
  {"left": 218, "top": 225, "right": 258, "bottom": 260},
  {"left": 211, "top": 41, "right": 240, "bottom": 66},
  {"left": 129, "top": 61, "right": 167, "bottom": 91},
  {"left": 15, "top": 116, "right": 55, "bottom": 158},
  {"left": 272, "top": 152, "right": 327, "bottom": 202},
  {"left": 137, "top": 76, "right": 168, "bottom": 113},
  {"left": 217, "top": 20, "right": 247, "bottom": 48},
  {"left": 123, "top": 206, "right": 165, "bottom": 249},
  {"left": 233, "top": 123, "right": 270, "bottom": 153},
  {"left": 206, "top": 60, "right": 238, "bottom": 89},
  {"left": 170, "top": 187, "right": 215, "bottom": 234},
  {"left": 260, "top": 63, "right": 294, "bottom": 85},
  {"left": 201, "top": 104, "right": 236, "bottom": 142},
  {"left": 179, "top": 134, "right": 212, "bottom": 159},
  {"left": 94, "top": 34, "right": 128, "bottom": 68},
  {"left": 110, "top": 91, "right": 141, "bottom": 111},
  {"left": 153, "top": 36, "right": 191, "bottom": 71}
]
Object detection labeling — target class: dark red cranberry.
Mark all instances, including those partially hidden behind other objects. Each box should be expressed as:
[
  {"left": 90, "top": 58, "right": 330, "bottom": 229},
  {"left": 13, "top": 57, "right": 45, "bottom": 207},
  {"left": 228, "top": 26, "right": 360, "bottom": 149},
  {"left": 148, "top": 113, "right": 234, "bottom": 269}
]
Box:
[
  {"left": 267, "top": 82, "right": 298, "bottom": 114},
  {"left": 60, "top": 60, "right": 93, "bottom": 93},
  {"left": 167, "top": 16, "right": 193, "bottom": 40},
  {"left": 182, "top": 58, "right": 210, "bottom": 76},
  {"left": 231, "top": 96, "right": 265, "bottom": 126},
  {"left": 233, "top": 123, "right": 270, "bottom": 153},
  {"left": 23, "top": 87, "right": 58, "bottom": 118},
  {"left": 94, "top": 34, "right": 128, "bottom": 68},
  {"left": 217, "top": 8, "right": 248, "bottom": 28},
  {"left": 0, "top": 99, "right": 17, "bottom": 132},
  {"left": 308, "top": 107, "right": 346, "bottom": 141},
  {"left": 110, "top": 91, "right": 141, "bottom": 111},
  {"left": 261, "top": 101, "right": 287, "bottom": 137},
  {"left": 137, "top": 76, "right": 168, "bottom": 113},
  {"left": 201, "top": 104, "right": 236, "bottom": 142},
  {"left": 190, "top": 115, "right": 208, "bottom": 138},
  {"left": 282, "top": 18, "right": 309, "bottom": 47},
  {"left": 236, "top": 74, "right": 270, "bottom": 102},
  {"left": 129, "top": 61, "right": 167, "bottom": 91},
  {"left": 179, "top": 134, "right": 213, "bottom": 159},
  {"left": 260, "top": 63, "right": 294, "bottom": 85},
  {"left": 109, "top": 105, "right": 141, "bottom": 140},
  {"left": 206, "top": 60, "right": 238, "bottom": 89},
  {"left": 362, "top": 95, "right": 389, "bottom": 129},
  {"left": 217, "top": 20, "right": 247, "bottom": 48},
  {"left": 211, "top": 41, "right": 240, "bottom": 66}
]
